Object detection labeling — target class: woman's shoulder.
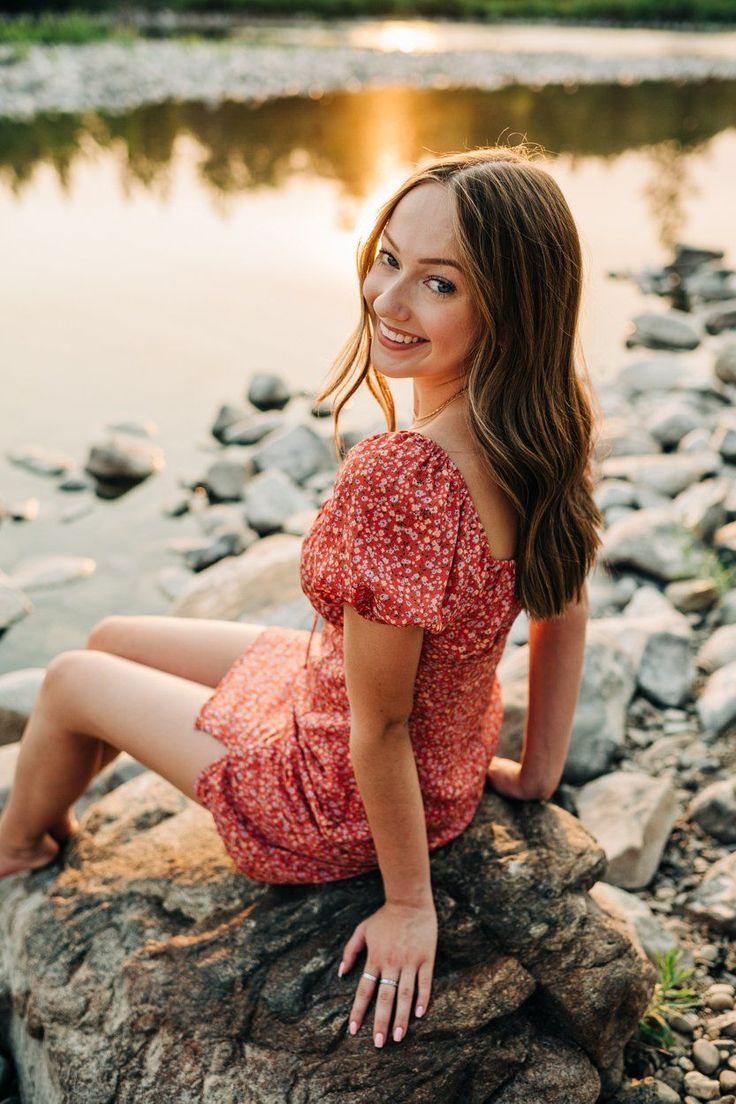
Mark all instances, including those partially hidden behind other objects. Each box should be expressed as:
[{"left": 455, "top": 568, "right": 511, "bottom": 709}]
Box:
[{"left": 337, "top": 429, "right": 451, "bottom": 494}]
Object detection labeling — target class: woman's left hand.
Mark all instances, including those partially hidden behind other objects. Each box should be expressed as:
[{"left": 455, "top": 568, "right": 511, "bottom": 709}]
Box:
[
  {"left": 338, "top": 898, "right": 437, "bottom": 1048},
  {"left": 487, "top": 755, "right": 544, "bottom": 800}
]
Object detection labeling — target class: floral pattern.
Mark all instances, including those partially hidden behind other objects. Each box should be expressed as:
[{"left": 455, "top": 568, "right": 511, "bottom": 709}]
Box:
[{"left": 193, "top": 430, "right": 524, "bottom": 884}]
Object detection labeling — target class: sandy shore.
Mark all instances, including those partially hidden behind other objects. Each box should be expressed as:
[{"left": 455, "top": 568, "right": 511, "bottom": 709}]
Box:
[{"left": 1, "top": 24, "right": 735, "bottom": 119}]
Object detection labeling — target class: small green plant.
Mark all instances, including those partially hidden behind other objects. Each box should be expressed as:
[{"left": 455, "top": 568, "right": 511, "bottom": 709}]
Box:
[
  {"left": 678, "top": 530, "right": 736, "bottom": 598},
  {"left": 638, "top": 947, "right": 702, "bottom": 1048}
]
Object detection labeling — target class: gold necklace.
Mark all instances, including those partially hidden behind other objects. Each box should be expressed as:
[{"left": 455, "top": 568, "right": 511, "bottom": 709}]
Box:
[{"left": 410, "top": 386, "right": 468, "bottom": 430}]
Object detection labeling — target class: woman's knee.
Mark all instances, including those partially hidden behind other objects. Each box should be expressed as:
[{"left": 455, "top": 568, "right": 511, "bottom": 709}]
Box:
[
  {"left": 86, "top": 614, "right": 128, "bottom": 651},
  {"left": 43, "top": 649, "right": 103, "bottom": 700}
]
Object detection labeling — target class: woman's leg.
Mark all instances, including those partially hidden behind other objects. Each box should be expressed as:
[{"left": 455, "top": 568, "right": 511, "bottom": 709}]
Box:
[
  {"left": 86, "top": 615, "right": 266, "bottom": 688},
  {"left": 0, "top": 649, "right": 235, "bottom": 879}
]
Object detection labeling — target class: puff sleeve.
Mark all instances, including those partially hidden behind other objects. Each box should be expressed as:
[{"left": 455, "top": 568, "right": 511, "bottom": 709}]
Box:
[{"left": 318, "top": 433, "right": 462, "bottom": 633}]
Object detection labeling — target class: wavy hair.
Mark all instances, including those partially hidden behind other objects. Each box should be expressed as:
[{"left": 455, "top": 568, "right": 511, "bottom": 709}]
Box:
[{"left": 314, "top": 144, "right": 605, "bottom": 620}]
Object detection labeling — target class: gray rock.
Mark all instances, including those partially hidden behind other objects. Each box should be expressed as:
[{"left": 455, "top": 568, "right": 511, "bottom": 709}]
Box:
[
  {"left": 715, "top": 342, "right": 736, "bottom": 385},
  {"left": 685, "top": 852, "right": 736, "bottom": 935},
  {"left": 243, "top": 468, "right": 317, "bottom": 535},
  {"left": 169, "top": 532, "right": 306, "bottom": 622},
  {"left": 0, "top": 668, "right": 44, "bottom": 746},
  {"left": 702, "top": 297, "right": 736, "bottom": 335},
  {"left": 683, "top": 1069, "right": 720, "bottom": 1099},
  {"left": 85, "top": 434, "right": 165, "bottom": 481},
  {"left": 687, "top": 779, "right": 736, "bottom": 844},
  {"left": 250, "top": 424, "right": 335, "bottom": 485},
  {"left": 595, "top": 478, "right": 638, "bottom": 512},
  {"left": 0, "top": 773, "right": 654, "bottom": 1103},
  {"left": 0, "top": 571, "right": 33, "bottom": 633},
  {"left": 711, "top": 412, "right": 736, "bottom": 463},
  {"left": 600, "top": 507, "right": 704, "bottom": 582},
  {"left": 625, "top": 312, "right": 701, "bottom": 351},
  {"left": 612, "top": 355, "right": 696, "bottom": 395},
  {"left": 637, "top": 624, "right": 694, "bottom": 707},
  {"left": 6, "top": 443, "right": 76, "bottom": 477},
  {"left": 692, "top": 1037, "right": 721, "bottom": 1076},
  {"left": 105, "top": 418, "right": 159, "bottom": 439},
  {"left": 589, "top": 882, "right": 684, "bottom": 967},
  {"left": 246, "top": 371, "right": 291, "bottom": 411},
  {"left": 600, "top": 451, "right": 721, "bottom": 498},
  {"left": 714, "top": 519, "right": 736, "bottom": 562},
  {"left": 9, "top": 555, "right": 96, "bottom": 591},
  {"left": 672, "top": 476, "right": 730, "bottom": 542},
  {"left": 665, "top": 578, "right": 720, "bottom": 613},
  {"left": 575, "top": 770, "right": 680, "bottom": 889},
  {"left": 562, "top": 622, "right": 639, "bottom": 784},
  {"left": 645, "top": 400, "right": 704, "bottom": 449},
  {"left": 597, "top": 418, "right": 660, "bottom": 459},
  {"left": 696, "top": 660, "right": 736, "bottom": 739},
  {"left": 203, "top": 457, "right": 249, "bottom": 502}
]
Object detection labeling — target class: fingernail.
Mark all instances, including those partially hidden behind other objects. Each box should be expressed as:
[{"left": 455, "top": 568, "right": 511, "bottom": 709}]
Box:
[
  {"left": 349, "top": 1021, "right": 358, "bottom": 1035},
  {"left": 416, "top": 1005, "right": 424, "bottom": 1018},
  {"left": 374, "top": 1033, "right": 384, "bottom": 1048},
  {"left": 338, "top": 962, "right": 344, "bottom": 977},
  {"left": 393, "top": 1026, "right": 403, "bottom": 1042}
]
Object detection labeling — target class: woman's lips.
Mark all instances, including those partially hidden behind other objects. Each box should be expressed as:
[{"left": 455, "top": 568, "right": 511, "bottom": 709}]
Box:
[{"left": 376, "top": 324, "right": 429, "bottom": 352}]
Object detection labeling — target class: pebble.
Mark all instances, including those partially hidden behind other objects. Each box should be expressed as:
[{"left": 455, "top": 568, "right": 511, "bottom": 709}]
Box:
[
  {"left": 693, "top": 1039, "right": 721, "bottom": 1076},
  {"left": 683, "top": 1069, "right": 720, "bottom": 1099},
  {"left": 721, "top": 1071, "right": 736, "bottom": 1093},
  {"left": 654, "top": 1081, "right": 682, "bottom": 1103}
]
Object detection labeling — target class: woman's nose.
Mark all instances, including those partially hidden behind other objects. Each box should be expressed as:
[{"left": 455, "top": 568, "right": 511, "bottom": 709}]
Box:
[{"left": 374, "top": 284, "right": 411, "bottom": 324}]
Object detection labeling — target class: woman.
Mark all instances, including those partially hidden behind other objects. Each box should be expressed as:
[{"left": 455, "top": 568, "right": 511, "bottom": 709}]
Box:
[{"left": 0, "top": 144, "right": 603, "bottom": 1052}]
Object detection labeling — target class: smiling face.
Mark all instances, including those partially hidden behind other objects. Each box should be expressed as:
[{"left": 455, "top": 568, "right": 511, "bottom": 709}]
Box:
[{"left": 362, "top": 180, "right": 481, "bottom": 386}]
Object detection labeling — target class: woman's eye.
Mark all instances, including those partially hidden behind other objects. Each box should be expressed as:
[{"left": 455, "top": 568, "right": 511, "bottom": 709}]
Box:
[
  {"left": 428, "top": 277, "right": 455, "bottom": 297},
  {"left": 377, "top": 250, "right": 455, "bottom": 297}
]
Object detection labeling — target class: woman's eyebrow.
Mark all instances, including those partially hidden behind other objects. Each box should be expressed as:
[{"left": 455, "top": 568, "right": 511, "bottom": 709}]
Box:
[{"left": 382, "top": 229, "right": 463, "bottom": 271}]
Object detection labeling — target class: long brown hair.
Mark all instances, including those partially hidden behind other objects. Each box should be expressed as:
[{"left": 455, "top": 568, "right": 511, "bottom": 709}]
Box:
[{"left": 314, "top": 144, "right": 605, "bottom": 621}]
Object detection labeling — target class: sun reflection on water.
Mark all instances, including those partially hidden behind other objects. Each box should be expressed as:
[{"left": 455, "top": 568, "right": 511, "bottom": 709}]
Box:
[{"left": 347, "top": 20, "right": 444, "bottom": 54}]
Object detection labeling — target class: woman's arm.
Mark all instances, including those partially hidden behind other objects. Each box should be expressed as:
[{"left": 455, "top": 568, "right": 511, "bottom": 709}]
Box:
[
  {"left": 338, "top": 603, "right": 437, "bottom": 1047},
  {"left": 518, "top": 582, "right": 589, "bottom": 800},
  {"left": 343, "top": 604, "right": 432, "bottom": 905},
  {"left": 349, "top": 721, "right": 432, "bottom": 905}
]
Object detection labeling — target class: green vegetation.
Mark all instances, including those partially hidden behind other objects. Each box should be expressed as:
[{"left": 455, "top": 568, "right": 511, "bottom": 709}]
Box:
[
  {"left": 0, "top": 12, "right": 132, "bottom": 44},
  {"left": 638, "top": 947, "right": 701, "bottom": 1049},
  {"left": 679, "top": 531, "right": 736, "bottom": 599},
  {"left": 0, "top": 0, "right": 734, "bottom": 46}
]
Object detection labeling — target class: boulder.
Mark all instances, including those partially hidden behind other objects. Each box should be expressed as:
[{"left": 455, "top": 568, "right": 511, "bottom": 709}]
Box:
[{"left": 0, "top": 773, "right": 655, "bottom": 1104}]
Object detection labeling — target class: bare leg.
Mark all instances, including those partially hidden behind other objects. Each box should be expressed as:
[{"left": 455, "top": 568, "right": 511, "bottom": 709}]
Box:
[{"left": 0, "top": 649, "right": 232, "bottom": 879}]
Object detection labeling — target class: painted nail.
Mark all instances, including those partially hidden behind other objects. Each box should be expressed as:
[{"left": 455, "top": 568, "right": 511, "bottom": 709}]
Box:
[
  {"left": 416, "top": 1005, "right": 424, "bottom": 1017},
  {"left": 349, "top": 1021, "right": 358, "bottom": 1035},
  {"left": 374, "top": 1033, "right": 384, "bottom": 1048},
  {"left": 393, "top": 1026, "right": 403, "bottom": 1042},
  {"left": 338, "top": 962, "right": 344, "bottom": 977}
]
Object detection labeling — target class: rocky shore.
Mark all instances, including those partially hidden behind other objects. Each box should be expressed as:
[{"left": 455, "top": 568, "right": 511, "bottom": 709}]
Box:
[
  {"left": 1, "top": 27, "right": 736, "bottom": 120},
  {"left": 0, "top": 241, "right": 735, "bottom": 1099}
]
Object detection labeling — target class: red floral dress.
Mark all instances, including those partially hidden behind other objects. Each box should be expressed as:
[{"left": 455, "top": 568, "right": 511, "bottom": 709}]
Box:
[{"left": 193, "top": 430, "right": 523, "bottom": 884}]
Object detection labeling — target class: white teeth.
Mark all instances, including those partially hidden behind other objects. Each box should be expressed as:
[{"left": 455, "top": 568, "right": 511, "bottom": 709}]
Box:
[{"left": 379, "top": 319, "right": 423, "bottom": 344}]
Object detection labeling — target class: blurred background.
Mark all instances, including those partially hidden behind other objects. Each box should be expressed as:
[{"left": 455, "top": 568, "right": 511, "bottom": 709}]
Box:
[{"left": 1, "top": 2, "right": 735, "bottom": 670}]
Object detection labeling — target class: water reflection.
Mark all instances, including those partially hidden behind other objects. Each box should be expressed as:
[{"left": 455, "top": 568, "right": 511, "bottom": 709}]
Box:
[{"left": 1, "top": 80, "right": 734, "bottom": 248}]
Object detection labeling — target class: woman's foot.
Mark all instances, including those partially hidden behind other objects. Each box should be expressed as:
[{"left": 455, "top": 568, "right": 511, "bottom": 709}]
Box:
[{"left": 0, "top": 832, "right": 60, "bottom": 879}]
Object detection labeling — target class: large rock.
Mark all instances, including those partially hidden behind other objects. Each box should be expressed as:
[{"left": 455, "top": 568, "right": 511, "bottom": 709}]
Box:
[
  {"left": 600, "top": 507, "right": 704, "bottom": 582},
  {"left": 575, "top": 770, "right": 680, "bottom": 889},
  {"left": 0, "top": 774, "right": 654, "bottom": 1104}
]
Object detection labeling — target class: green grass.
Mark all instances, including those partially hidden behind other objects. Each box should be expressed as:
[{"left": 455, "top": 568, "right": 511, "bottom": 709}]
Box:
[
  {"left": 638, "top": 947, "right": 702, "bottom": 1048},
  {"left": 0, "top": 12, "right": 134, "bottom": 44},
  {"left": 0, "top": 0, "right": 734, "bottom": 46}
]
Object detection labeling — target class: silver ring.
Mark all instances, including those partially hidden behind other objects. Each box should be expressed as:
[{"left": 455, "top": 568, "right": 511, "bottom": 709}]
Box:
[
  {"left": 362, "top": 971, "right": 378, "bottom": 982},
  {"left": 379, "top": 978, "right": 399, "bottom": 988}
]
